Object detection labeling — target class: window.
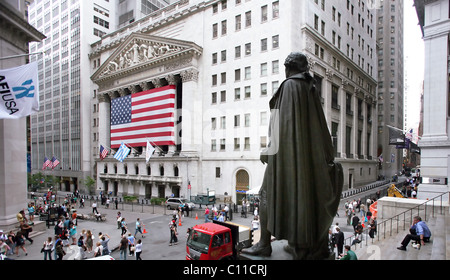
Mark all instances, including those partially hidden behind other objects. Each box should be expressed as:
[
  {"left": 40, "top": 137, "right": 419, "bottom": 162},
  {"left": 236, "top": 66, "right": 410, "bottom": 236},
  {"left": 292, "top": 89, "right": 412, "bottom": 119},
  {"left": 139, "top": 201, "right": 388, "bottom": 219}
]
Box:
[
  {"left": 212, "top": 23, "right": 218, "bottom": 38},
  {"left": 234, "top": 138, "right": 240, "bottom": 150},
  {"left": 331, "top": 84, "right": 339, "bottom": 110},
  {"left": 272, "top": 35, "right": 279, "bottom": 49},
  {"left": 261, "top": 63, "right": 268, "bottom": 76},
  {"left": 234, "top": 115, "right": 240, "bottom": 127},
  {"left": 235, "top": 69, "right": 241, "bottom": 81},
  {"left": 235, "top": 15, "right": 241, "bottom": 31},
  {"left": 261, "top": 38, "right": 268, "bottom": 52},
  {"left": 221, "top": 20, "right": 227, "bottom": 35},
  {"left": 245, "top": 43, "right": 251, "bottom": 55},
  {"left": 261, "top": 83, "right": 267, "bottom": 96},
  {"left": 216, "top": 167, "right": 221, "bottom": 177},
  {"left": 245, "top": 11, "right": 251, "bottom": 27},
  {"left": 261, "top": 5, "right": 268, "bottom": 22},
  {"left": 272, "top": 1, "right": 279, "bottom": 18}
]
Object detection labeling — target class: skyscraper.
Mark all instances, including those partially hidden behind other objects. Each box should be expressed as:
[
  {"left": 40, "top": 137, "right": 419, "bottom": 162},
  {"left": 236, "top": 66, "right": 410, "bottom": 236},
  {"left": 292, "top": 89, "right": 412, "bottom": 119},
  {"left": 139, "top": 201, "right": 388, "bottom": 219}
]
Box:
[
  {"left": 375, "top": 0, "right": 404, "bottom": 177},
  {"left": 27, "top": 0, "right": 170, "bottom": 192}
]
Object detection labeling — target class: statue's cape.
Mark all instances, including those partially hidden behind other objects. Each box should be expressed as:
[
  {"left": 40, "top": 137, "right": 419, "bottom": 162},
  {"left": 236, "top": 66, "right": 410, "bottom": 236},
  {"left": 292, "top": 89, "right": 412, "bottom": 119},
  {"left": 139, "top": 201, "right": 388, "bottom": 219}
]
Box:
[{"left": 262, "top": 73, "right": 343, "bottom": 257}]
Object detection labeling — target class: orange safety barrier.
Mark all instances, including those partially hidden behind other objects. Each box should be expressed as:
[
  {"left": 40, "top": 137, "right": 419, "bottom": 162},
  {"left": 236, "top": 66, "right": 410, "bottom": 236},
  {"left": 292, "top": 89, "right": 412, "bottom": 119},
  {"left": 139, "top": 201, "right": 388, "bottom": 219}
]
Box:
[{"left": 369, "top": 201, "right": 378, "bottom": 218}]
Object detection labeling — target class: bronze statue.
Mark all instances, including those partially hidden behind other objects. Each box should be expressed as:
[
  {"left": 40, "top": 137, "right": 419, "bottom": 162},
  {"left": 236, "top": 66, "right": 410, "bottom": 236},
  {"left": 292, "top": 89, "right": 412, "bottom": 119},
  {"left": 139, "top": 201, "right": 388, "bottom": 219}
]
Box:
[{"left": 243, "top": 52, "right": 343, "bottom": 260}]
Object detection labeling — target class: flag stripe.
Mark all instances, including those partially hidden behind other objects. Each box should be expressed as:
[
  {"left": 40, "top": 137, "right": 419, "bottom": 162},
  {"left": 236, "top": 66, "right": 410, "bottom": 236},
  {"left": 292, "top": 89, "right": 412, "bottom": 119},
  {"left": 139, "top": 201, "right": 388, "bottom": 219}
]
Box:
[
  {"left": 111, "top": 131, "right": 174, "bottom": 141},
  {"left": 111, "top": 122, "right": 175, "bottom": 134}
]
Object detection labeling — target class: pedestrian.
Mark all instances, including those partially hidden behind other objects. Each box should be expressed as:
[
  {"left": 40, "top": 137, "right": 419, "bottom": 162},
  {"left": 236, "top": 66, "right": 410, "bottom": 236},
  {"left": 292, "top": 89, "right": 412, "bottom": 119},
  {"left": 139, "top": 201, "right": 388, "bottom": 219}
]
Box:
[
  {"left": 106, "top": 198, "right": 110, "bottom": 208},
  {"left": 100, "top": 234, "right": 110, "bottom": 255},
  {"left": 6, "top": 231, "right": 15, "bottom": 256},
  {"left": 135, "top": 239, "right": 142, "bottom": 260},
  {"left": 360, "top": 203, "right": 366, "bottom": 218},
  {"left": 169, "top": 219, "right": 178, "bottom": 246},
  {"left": 94, "top": 241, "right": 103, "bottom": 257},
  {"left": 251, "top": 216, "right": 260, "bottom": 231},
  {"left": 86, "top": 229, "right": 94, "bottom": 253},
  {"left": 71, "top": 210, "right": 78, "bottom": 226},
  {"left": 117, "top": 211, "right": 122, "bottom": 229},
  {"left": 114, "top": 198, "right": 118, "bottom": 209},
  {"left": 42, "top": 236, "right": 53, "bottom": 260},
  {"left": 351, "top": 213, "right": 360, "bottom": 233},
  {"left": 69, "top": 224, "right": 77, "bottom": 245},
  {"left": 92, "top": 201, "right": 98, "bottom": 214},
  {"left": 14, "top": 232, "right": 27, "bottom": 257},
  {"left": 19, "top": 222, "right": 33, "bottom": 244},
  {"left": 185, "top": 204, "right": 190, "bottom": 217},
  {"left": 366, "top": 209, "right": 372, "bottom": 223},
  {"left": 121, "top": 217, "right": 128, "bottom": 235},
  {"left": 397, "top": 216, "right": 431, "bottom": 251},
  {"left": 369, "top": 217, "right": 377, "bottom": 239},
  {"left": 204, "top": 207, "right": 210, "bottom": 223},
  {"left": 55, "top": 239, "right": 65, "bottom": 260},
  {"left": 135, "top": 218, "right": 144, "bottom": 238},
  {"left": 27, "top": 203, "right": 35, "bottom": 225},
  {"left": 339, "top": 245, "right": 357, "bottom": 260},
  {"left": 334, "top": 227, "right": 344, "bottom": 258},
  {"left": 127, "top": 233, "right": 135, "bottom": 256},
  {"left": 77, "top": 235, "right": 87, "bottom": 259},
  {"left": 0, "top": 239, "right": 11, "bottom": 259},
  {"left": 119, "top": 235, "right": 128, "bottom": 260}
]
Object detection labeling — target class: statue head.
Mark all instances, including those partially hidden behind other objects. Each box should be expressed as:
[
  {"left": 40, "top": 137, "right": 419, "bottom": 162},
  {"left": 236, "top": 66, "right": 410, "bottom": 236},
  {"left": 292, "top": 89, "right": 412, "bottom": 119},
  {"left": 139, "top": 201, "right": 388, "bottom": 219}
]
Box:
[{"left": 284, "top": 52, "right": 309, "bottom": 77}]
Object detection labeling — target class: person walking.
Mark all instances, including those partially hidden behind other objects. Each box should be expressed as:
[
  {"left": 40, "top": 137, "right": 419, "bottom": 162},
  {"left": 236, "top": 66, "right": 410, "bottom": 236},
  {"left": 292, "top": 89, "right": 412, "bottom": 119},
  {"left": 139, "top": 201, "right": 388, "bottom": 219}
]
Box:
[
  {"left": 169, "top": 219, "right": 178, "bottom": 246},
  {"left": 14, "top": 232, "right": 27, "bottom": 257},
  {"left": 55, "top": 239, "right": 65, "bottom": 260},
  {"left": 121, "top": 218, "right": 128, "bottom": 236},
  {"left": 135, "top": 239, "right": 142, "bottom": 260},
  {"left": 135, "top": 218, "right": 144, "bottom": 238},
  {"left": 334, "top": 227, "right": 344, "bottom": 259},
  {"left": 369, "top": 217, "right": 377, "bottom": 239},
  {"left": 127, "top": 233, "right": 135, "bottom": 257},
  {"left": 42, "top": 237, "right": 53, "bottom": 260},
  {"left": 119, "top": 235, "right": 128, "bottom": 260}
]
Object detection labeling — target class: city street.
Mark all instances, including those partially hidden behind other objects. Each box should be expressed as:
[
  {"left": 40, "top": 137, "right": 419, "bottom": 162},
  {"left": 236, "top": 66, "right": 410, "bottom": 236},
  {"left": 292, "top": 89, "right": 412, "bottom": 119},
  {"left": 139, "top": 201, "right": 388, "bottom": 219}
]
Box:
[{"left": 6, "top": 178, "right": 394, "bottom": 261}]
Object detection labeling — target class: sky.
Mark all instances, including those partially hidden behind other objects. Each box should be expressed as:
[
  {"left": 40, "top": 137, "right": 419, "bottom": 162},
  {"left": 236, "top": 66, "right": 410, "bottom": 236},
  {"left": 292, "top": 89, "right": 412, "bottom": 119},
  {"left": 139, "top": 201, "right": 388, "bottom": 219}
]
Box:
[{"left": 403, "top": 0, "right": 425, "bottom": 133}]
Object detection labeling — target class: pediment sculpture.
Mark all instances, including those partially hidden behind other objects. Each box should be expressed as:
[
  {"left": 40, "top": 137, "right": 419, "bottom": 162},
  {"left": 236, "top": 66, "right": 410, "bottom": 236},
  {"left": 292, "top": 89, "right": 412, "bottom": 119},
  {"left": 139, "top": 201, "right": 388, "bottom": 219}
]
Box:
[{"left": 101, "top": 39, "right": 183, "bottom": 77}]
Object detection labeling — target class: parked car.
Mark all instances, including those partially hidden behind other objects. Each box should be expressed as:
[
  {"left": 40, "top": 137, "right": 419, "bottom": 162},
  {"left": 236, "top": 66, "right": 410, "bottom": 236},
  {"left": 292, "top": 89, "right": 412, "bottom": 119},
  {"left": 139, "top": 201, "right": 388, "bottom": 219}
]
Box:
[{"left": 166, "top": 197, "right": 195, "bottom": 210}]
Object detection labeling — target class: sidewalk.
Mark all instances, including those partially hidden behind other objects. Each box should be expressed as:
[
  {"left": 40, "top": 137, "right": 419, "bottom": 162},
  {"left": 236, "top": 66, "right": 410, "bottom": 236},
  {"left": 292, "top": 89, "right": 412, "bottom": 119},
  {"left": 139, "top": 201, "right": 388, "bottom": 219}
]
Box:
[{"left": 11, "top": 202, "right": 256, "bottom": 260}]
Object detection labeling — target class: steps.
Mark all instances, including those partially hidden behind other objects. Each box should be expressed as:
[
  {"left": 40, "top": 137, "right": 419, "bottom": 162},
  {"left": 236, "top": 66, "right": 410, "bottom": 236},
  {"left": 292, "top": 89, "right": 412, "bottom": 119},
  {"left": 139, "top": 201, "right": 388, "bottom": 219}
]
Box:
[{"left": 353, "top": 211, "right": 449, "bottom": 260}]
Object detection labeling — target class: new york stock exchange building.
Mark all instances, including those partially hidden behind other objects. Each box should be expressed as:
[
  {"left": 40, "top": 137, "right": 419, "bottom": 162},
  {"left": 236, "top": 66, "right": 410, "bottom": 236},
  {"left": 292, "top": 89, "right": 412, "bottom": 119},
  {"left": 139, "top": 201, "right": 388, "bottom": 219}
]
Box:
[{"left": 89, "top": 0, "right": 378, "bottom": 204}]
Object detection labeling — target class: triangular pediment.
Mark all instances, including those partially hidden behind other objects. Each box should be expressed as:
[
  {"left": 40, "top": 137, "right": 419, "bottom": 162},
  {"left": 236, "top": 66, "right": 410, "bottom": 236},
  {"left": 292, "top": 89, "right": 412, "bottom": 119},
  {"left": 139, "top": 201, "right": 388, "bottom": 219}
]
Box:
[{"left": 91, "top": 33, "right": 202, "bottom": 82}]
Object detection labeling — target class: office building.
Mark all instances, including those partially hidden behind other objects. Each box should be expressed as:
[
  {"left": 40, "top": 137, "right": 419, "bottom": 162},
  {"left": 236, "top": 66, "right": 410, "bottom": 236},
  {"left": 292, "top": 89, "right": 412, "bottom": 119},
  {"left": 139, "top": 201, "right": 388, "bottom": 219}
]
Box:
[{"left": 90, "top": 0, "right": 379, "bottom": 203}]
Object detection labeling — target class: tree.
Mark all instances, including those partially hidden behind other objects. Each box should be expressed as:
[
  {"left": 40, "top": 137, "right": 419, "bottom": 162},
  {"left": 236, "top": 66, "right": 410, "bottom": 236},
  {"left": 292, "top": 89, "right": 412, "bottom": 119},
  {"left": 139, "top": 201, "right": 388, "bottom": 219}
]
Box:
[{"left": 82, "top": 176, "right": 96, "bottom": 195}]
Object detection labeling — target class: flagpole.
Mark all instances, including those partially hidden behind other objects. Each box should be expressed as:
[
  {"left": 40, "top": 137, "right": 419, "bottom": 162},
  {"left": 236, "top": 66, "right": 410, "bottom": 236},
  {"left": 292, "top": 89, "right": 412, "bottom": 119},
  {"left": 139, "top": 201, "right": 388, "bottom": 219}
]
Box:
[
  {"left": 0, "top": 51, "right": 45, "bottom": 61},
  {"left": 123, "top": 142, "right": 139, "bottom": 154},
  {"left": 146, "top": 138, "right": 164, "bottom": 152}
]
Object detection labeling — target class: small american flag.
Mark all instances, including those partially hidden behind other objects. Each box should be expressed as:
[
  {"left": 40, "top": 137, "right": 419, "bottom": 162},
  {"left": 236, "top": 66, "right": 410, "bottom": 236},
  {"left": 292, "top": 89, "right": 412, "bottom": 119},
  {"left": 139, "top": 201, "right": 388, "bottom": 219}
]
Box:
[
  {"left": 51, "top": 156, "right": 60, "bottom": 169},
  {"left": 100, "top": 145, "right": 108, "bottom": 160},
  {"left": 110, "top": 85, "right": 176, "bottom": 149},
  {"left": 42, "top": 157, "right": 51, "bottom": 170}
]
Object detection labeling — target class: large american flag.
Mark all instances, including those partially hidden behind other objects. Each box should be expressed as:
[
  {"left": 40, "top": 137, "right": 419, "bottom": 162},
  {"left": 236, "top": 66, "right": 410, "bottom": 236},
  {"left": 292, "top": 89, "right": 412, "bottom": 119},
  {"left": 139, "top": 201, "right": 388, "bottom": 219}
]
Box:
[{"left": 110, "top": 85, "right": 176, "bottom": 149}]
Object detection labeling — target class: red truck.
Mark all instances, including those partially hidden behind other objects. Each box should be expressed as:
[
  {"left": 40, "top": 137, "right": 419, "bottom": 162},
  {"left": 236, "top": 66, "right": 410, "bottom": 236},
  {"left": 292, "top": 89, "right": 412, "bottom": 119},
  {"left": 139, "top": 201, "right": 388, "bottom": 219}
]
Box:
[{"left": 186, "top": 220, "right": 252, "bottom": 260}]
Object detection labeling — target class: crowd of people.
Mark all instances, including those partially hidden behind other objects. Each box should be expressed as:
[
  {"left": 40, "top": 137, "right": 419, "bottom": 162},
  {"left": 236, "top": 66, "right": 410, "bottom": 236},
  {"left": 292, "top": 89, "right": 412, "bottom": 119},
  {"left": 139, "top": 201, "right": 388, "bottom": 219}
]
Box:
[{"left": 328, "top": 196, "right": 379, "bottom": 260}]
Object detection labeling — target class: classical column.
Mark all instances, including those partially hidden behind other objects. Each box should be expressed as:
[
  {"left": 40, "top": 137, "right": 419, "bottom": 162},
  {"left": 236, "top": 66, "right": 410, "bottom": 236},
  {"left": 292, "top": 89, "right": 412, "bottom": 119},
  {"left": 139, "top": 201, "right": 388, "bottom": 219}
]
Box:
[
  {"left": 338, "top": 81, "right": 346, "bottom": 158},
  {"left": 180, "top": 69, "right": 200, "bottom": 155},
  {"left": 98, "top": 92, "right": 111, "bottom": 151},
  {"left": 0, "top": 118, "right": 27, "bottom": 228}
]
